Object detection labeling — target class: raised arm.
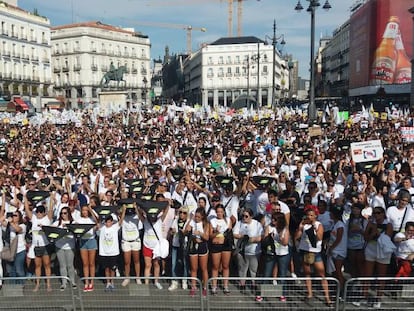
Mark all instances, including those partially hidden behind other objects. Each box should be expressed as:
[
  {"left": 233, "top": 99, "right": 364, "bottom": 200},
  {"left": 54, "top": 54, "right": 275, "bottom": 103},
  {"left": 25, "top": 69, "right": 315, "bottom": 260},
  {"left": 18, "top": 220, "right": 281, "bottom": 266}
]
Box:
[{"left": 24, "top": 193, "right": 33, "bottom": 220}]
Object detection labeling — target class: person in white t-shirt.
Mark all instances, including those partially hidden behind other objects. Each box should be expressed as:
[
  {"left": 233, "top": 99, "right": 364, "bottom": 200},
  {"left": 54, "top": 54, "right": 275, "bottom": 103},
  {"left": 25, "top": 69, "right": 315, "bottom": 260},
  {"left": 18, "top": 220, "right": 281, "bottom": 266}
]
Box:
[
  {"left": 53, "top": 206, "right": 76, "bottom": 290},
  {"left": 3, "top": 210, "right": 27, "bottom": 285},
  {"left": 327, "top": 207, "right": 347, "bottom": 292},
  {"left": 98, "top": 212, "right": 124, "bottom": 291},
  {"left": 394, "top": 222, "right": 414, "bottom": 278},
  {"left": 233, "top": 208, "right": 263, "bottom": 302},
  {"left": 120, "top": 204, "right": 142, "bottom": 287},
  {"left": 24, "top": 194, "right": 54, "bottom": 292}
]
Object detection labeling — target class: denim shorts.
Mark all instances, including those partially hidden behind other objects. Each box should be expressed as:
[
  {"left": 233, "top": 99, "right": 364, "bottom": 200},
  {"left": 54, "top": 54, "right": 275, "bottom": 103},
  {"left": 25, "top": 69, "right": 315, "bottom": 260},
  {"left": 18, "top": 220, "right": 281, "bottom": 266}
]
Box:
[
  {"left": 80, "top": 239, "right": 98, "bottom": 250},
  {"left": 300, "top": 250, "right": 323, "bottom": 263}
]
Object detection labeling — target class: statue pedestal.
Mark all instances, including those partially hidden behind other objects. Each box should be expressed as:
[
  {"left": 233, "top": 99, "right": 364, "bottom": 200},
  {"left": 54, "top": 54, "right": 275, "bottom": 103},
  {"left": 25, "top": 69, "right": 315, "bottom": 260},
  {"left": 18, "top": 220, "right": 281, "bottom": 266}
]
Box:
[{"left": 98, "top": 90, "right": 128, "bottom": 115}]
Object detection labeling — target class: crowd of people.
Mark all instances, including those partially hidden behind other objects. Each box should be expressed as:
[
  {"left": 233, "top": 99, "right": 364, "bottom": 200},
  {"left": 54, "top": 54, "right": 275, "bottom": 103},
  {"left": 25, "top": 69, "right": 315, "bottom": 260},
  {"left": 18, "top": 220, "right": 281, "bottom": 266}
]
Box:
[{"left": 0, "top": 107, "right": 414, "bottom": 307}]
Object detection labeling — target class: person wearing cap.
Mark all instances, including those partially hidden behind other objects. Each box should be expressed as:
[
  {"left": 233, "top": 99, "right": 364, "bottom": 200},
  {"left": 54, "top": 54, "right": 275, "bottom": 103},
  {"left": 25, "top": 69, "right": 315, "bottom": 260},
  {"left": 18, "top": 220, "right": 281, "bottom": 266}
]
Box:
[{"left": 24, "top": 192, "right": 55, "bottom": 292}]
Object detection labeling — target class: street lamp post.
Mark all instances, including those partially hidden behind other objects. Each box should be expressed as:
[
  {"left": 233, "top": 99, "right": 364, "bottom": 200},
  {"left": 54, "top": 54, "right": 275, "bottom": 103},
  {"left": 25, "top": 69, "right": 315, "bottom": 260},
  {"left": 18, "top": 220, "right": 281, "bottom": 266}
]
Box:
[
  {"left": 409, "top": 7, "right": 414, "bottom": 110},
  {"left": 295, "top": 0, "right": 331, "bottom": 122},
  {"left": 266, "top": 20, "right": 286, "bottom": 108}
]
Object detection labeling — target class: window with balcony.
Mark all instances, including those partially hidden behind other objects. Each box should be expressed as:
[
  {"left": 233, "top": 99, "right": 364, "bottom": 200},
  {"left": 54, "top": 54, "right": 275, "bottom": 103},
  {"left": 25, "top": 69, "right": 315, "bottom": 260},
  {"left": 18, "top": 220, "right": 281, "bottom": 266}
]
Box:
[
  {"left": 226, "top": 67, "right": 232, "bottom": 77},
  {"left": 208, "top": 57, "right": 213, "bottom": 65},
  {"left": 234, "top": 67, "right": 240, "bottom": 76},
  {"left": 218, "top": 68, "right": 224, "bottom": 77},
  {"left": 74, "top": 41, "right": 80, "bottom": 52},
  {"left": 42, "top": 32, "right": 47, "bottom": 44},
  {"left": 218, "top": 56, "right": 224, "bottom": 64},
  {"left": 207, "top": 68, "right": 213, "bottom": 78},
  {"left": 11, "top": 24, "right": 17, "bottom": 38},
  {"left": 1, "top": 22, "right": 6, "bottom": 36},
  {"left": 226, "top": 56, "right": 231, "bottom": 64}
]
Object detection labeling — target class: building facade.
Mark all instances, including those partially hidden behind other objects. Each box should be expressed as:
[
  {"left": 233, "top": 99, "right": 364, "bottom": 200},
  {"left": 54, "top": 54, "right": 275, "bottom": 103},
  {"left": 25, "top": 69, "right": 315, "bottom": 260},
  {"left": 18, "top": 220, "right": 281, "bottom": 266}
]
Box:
[
  {"left": 182, "top": 36, "right": 290, "bottom": 108},
  {"left": 319, "top": 21, "right": 350, "bottom": 99},
  {"left": 0, "top": 1, "right": 52, "bottom": 105},
  {"left": 51, "top": 21, "right": 151, "bottom": 108}
]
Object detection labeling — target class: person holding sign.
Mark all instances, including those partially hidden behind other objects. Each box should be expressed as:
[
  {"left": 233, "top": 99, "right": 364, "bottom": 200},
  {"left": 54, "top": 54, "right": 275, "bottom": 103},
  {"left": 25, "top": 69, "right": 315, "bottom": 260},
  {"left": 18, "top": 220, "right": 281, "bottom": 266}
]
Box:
[
  {"left": 138, "top": 200, "right": 170, "bottom": 290},
  {"left": 76, "top": 203, "right": 99, "bottom": 292},
  {"left": 98, "top": 211, "right": 123, "bottom": 291},
  {"left": 52, "top": 206, "right": 76, "bottom": 291},
  {"left": 24, "top": 193, "right": 54, "bottom": 292}
]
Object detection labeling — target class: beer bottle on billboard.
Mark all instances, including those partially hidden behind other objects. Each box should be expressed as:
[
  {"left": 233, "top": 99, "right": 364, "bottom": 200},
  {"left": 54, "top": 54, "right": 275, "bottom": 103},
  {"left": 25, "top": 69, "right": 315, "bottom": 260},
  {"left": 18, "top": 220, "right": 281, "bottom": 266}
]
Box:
[
  {"left": 369, "top": 16, "right": 399, "bottom": 85},
  {"left": 394, "top": 31, "right": 412, "bottom": 84}
]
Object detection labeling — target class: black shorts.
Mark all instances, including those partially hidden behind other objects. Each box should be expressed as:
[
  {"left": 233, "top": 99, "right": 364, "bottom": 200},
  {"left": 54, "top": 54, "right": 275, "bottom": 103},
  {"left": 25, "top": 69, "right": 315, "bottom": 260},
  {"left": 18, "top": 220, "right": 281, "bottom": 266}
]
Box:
[
  {"left": 209, "top": 243, "right": 233, "bottom": 253},
  {"left": 34, "top": 244, "right": 54, "bottom": 257},
  {"left": 99, "top": 255, "right": 119, "bottom": 270},
  {"left": 188, "top": 241, "right": 208, "bottom": 256}
]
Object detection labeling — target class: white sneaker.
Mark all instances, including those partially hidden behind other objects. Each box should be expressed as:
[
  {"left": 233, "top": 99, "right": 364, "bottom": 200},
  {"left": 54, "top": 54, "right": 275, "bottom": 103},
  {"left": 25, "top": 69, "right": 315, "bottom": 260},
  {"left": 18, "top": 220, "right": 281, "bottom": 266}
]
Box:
[
  {"left": 155, "top": 282, "right": 163, "bottom": 290},
  {"left": 136, "top": 278, "right": 142, "bottom": 285},
  {"left": 352, "top": 299, "right": 368, "bottom": 307},
  {"left": 273, "top": 279, "right": 278, "bottom": 286},
  {"left": 168, "top": 280, "right": 178, "bottom": 291},
  {"left": 372, "top": 301, "right": 381, "bottom": 308},
  {"left": 291, "top": 272, "right": 297, "bottom": 278},
  {"left": 121, "top": 279, "right": 130, "bottom": 287},
  {"left": 182, "top": 280, "right": 188, "bottom": 290},
  {"left": 115, "top": 268, "right": 120, "bottom": 277}
]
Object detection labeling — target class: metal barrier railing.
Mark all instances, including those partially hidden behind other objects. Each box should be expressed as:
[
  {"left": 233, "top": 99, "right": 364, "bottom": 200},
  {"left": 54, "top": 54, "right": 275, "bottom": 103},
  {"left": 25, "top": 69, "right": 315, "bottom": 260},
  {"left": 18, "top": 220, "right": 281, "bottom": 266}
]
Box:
[
  {"left": 206, "top": 277, "right": 340, "bottom": 311},
  {"left": 3, "top": 275, "right": 414, "bottom": 310},
  {"left": 0, "top": 276, "right": 76, "bottom": 310},
  {"left": 79, "top": 276, "right": 203, "bottom": 311},
  {"left": 343, "top": 277, "right": 414, "bottom": 310}
]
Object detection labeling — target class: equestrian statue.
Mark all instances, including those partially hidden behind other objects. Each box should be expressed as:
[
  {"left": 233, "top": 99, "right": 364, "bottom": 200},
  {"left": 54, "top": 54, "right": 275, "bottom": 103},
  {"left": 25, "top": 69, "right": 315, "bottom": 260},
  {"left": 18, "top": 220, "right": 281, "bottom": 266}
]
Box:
[{"left": 100, "top": 63, "right": 127, "bottom": 88}]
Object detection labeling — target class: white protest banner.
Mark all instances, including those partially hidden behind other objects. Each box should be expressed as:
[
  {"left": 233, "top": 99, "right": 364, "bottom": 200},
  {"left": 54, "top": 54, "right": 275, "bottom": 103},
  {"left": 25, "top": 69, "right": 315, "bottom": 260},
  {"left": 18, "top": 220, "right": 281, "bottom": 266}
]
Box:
[
  {"left": 350, "top": 140, "right": 383, "bottom": 163},
  {"left": 401, "top": 127, "right": 414, "bottom": 143}
]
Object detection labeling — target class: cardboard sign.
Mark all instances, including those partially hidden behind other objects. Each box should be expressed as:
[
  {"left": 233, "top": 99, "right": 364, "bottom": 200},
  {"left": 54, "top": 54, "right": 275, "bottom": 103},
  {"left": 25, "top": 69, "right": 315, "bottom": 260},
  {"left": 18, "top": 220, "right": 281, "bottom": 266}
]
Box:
[
  {"left": 401, "top": 127, "right": 414, "bottom": 143},
  {"left": 308, "top": 126, "right": 322, "bottom": 137},
  {"left": 350, "top": 140, "right": 383, "bottom": 163}
]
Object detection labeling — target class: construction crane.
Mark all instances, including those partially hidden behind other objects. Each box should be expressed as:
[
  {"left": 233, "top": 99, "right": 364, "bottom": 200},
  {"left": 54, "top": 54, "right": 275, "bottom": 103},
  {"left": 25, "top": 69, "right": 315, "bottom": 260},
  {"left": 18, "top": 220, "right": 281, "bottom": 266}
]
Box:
[
  {"left": 127, "top": 21, "right": 206, "bottom": 55},
  {"left": 143, "top": 0, "right": 260, "bottom": 37}
]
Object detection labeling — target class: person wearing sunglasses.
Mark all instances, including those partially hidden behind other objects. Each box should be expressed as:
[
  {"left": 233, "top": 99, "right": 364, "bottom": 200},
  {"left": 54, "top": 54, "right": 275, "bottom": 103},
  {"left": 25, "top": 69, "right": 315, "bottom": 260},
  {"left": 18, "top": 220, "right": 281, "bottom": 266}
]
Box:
[
  {"left": 3, "top": 209, "right": 27, "bottom": 285},
  {"left": 168, "top": 207, "right": 190, "bottom": 291},
  {"left": 53, "top": 206, "right": 76, "bottom": 291},
  {"left": 209, "top": 204, "right": 233, "bottom": 295},
  {"left": 233, "top": 208, "right": 263, "bottom": 301},
  {"left": 185, "top": 207, "right": 210, "bottom": 297}
]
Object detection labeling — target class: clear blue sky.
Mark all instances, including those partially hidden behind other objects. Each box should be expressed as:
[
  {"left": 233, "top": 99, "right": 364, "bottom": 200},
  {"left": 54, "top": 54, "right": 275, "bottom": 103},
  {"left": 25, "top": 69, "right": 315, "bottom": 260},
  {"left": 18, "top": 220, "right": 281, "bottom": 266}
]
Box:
[{"left": 19, "top": 0, "right": 353, "bottom": 78}]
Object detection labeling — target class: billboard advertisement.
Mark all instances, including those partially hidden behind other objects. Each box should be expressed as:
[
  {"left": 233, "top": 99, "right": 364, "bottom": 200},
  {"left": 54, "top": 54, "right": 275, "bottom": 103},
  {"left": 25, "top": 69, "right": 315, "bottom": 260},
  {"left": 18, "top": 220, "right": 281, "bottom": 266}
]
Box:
[{"left": 349, "top": 0, "right": 414, "bottom": 89}]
